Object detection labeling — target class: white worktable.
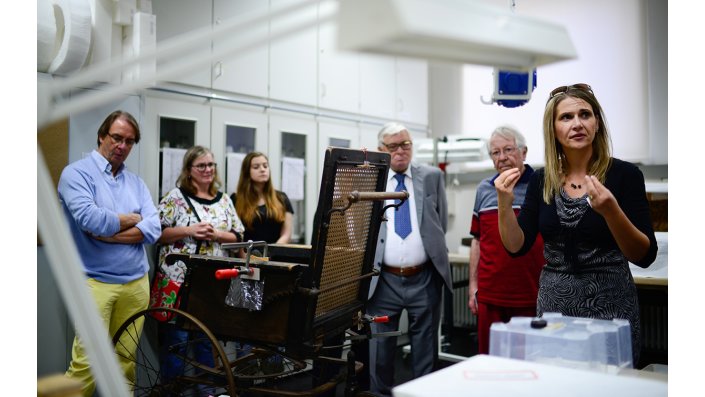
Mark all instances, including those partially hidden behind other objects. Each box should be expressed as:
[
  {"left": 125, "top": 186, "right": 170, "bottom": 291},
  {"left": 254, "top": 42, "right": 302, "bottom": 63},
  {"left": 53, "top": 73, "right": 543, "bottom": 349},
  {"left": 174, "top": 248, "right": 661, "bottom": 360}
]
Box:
[
  {"left": 392, "top": 355, "right": 667, "bottom": 397},
  {"left": 450, "top": 232, "right": 669, "bottom": 287}
]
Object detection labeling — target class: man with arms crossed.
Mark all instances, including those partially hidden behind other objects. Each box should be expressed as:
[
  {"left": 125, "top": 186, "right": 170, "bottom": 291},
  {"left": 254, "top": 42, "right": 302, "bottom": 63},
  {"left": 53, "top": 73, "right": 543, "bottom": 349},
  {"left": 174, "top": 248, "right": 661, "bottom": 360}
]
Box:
[{"left": 58, "top": 110, "right": 161, "bottom": 396}]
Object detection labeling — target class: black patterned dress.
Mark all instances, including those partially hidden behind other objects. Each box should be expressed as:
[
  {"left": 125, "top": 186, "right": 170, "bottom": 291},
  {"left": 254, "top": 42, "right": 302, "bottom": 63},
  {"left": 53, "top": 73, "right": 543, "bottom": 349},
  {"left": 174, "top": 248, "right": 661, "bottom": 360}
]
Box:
[
  {"left": 539, "top": 188, "right": 641, "bottom": 358},
  {"left": 512, "top": 159, "right": 658, "bottom": 364}
]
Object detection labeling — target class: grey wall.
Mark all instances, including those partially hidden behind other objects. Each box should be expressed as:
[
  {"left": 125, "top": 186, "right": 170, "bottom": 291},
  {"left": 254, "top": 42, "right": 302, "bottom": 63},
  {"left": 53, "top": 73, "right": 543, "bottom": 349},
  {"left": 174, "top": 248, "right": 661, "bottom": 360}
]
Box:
[
  {"left": 37, "top": 244, "right": 160, "bottom": 378},
  {"left": 37, "top": 246, "right": 73, "bottom": 376}
]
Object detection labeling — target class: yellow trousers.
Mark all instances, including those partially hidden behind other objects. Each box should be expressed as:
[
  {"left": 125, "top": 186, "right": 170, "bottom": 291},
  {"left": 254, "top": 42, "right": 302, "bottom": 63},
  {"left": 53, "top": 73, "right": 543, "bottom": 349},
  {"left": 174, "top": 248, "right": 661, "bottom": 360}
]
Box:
[{"left": 65, "top": 274, "right": 149, "bottom": 397}]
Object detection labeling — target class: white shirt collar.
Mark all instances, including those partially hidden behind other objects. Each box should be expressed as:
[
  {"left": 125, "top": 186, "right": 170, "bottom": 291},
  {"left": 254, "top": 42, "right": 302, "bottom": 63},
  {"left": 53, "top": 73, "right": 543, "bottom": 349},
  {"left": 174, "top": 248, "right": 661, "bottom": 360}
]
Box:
[{"left": 388, "top": 166, "right": 412, "bottom": 183}]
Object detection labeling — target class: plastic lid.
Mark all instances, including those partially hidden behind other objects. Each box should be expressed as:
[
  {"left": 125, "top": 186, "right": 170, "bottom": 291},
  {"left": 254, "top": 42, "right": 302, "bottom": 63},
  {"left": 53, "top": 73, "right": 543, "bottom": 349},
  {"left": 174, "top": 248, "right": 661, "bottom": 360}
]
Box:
[{"left": 530, "top": 318, "right": 547, "bottom": 329}]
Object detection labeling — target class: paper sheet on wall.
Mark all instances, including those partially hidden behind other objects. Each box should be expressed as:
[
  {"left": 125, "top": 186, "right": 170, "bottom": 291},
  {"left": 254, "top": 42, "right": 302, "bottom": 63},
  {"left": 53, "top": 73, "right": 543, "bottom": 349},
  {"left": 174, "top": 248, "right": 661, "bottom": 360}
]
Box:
[
  {"left": 226, "top": 152, "right": 247, "bottom": 195},
  {"left": 161, "top": 148, "right": 187, "bottom": 197},
  {"left": 281, "top": 157, "right": 305, "bottom": 201}
]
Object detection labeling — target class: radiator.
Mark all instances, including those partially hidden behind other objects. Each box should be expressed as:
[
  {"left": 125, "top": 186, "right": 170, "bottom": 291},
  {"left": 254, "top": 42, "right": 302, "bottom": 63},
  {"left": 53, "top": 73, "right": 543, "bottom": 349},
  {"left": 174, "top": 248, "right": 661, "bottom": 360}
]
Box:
[
  {"left": 640, "top": 297, "right": 668, "bottom": 352},
  {"left": 450, "top": 262, "right": 476, "bottom": 329}
]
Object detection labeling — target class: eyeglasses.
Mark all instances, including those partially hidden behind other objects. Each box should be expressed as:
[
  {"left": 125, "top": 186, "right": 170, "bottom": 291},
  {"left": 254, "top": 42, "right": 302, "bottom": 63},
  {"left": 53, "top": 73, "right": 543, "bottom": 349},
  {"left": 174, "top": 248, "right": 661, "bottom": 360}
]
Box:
[
  {"left": 192, "top": 162, "right": 217, "bottom": 171},
  {"left": 384, "top": 140, "right": 412, "bottom": 151},
  {"left": 549, "top": 83, "right": 593, "bottom": 99},
  {"left": 490, "top": 146, "right": 518, "bottom": 159},
  {"left": 107, "top": 132, "right": 136, "bottom": 147}
]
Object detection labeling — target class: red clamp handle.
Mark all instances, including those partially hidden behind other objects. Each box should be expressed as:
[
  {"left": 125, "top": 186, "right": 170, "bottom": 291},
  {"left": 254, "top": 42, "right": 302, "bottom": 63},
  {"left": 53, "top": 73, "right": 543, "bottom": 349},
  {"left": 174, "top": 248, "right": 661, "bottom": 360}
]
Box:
[
  {"left": 372, "top": 315, "right": 389, "bottom": 323},
  {"left": 215, "top": 269, "right": 240, "bottom": 280},
  {"left": 215, "top": 267, "right": 254, "bottom": 280}
]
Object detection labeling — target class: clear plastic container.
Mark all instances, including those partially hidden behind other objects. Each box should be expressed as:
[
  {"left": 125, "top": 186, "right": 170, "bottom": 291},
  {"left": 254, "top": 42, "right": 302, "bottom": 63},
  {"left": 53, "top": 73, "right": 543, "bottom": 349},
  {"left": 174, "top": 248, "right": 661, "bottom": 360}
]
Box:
[{"left": 489, "top": 313, "right": 633, "bottom": 373}]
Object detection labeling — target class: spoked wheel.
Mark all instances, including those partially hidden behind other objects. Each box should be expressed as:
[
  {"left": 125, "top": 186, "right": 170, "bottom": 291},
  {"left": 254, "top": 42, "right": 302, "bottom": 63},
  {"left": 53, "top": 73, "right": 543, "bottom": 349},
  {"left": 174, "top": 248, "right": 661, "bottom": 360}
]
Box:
[
  {"left": 112, "top": 307, "right": 237, "bottom": 397},
  {"left": 230, "top": 346, "right": 307, "bottom": 381},
  {"left": 232, "top": 351, "right": 363, "bottom": 396}
]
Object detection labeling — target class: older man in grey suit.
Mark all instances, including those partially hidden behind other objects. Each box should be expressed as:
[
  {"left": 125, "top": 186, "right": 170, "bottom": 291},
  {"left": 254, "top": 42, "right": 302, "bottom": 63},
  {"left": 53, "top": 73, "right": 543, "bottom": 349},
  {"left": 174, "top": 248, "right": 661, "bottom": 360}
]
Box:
[{"left": 367, "top": 122, "right": 452, "bottom": 396}]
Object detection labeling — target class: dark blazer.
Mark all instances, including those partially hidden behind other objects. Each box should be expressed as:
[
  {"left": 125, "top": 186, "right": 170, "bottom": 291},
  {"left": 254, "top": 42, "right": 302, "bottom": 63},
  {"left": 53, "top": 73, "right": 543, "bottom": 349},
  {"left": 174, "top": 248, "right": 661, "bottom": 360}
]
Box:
[{"left": 369, "top": 162, "right": 452, "bottom": 297}]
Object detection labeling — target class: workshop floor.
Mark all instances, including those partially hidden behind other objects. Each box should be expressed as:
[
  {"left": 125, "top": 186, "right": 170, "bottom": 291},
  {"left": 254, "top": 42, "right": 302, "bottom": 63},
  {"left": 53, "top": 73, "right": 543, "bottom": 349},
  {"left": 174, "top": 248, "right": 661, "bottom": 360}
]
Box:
[
  {"left": 336, "top": 327, "right": 477, "bottom": 396},
  {"left": 392, "top": 327, "right": 476, "bottom": 388}
]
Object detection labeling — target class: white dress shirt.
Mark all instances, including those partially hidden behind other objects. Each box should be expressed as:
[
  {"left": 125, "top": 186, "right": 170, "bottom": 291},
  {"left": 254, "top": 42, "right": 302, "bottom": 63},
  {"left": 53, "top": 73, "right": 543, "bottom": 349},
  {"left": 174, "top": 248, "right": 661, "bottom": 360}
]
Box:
[{"left": 383, "top": 168, "right": 429, "bottom": 268}]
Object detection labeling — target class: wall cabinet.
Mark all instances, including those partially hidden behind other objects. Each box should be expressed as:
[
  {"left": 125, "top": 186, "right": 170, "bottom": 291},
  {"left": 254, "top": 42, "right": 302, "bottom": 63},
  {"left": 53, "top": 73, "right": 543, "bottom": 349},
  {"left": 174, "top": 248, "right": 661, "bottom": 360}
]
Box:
[
  {"left": 152, "top": 0, "right": 212, "bottom": 88},
  {"left": 317, "top": 120, "right": 359, "bottom": 182},
  {"left": 269, "top": 0, "right": 319, "bottom": 106},
  {"left": 359, "top": 54, "right": 429, "bottom": 125},
  {"left": 212, "top": 0, "right": 270, "bottom": 98},
  {"left": 142, "top": 93, "right": 212, "bottom": 201},
  {"left": 269, "top": 111, "right": 318, "bottom": 243},
  {"left": 359, "top": 54, "right": 397, "bottom": 121},
  {"left": 318, "top": 19, "right": 360, "bottom": 114},
  {"left": 396, "top": 58, "right": 429, "bottom": 125},
  {"left": 151, "top": 0, "right": 429, "bottom": 126},
  {"left": 211, "top": 102, "right": 269, "bottom": 194}
]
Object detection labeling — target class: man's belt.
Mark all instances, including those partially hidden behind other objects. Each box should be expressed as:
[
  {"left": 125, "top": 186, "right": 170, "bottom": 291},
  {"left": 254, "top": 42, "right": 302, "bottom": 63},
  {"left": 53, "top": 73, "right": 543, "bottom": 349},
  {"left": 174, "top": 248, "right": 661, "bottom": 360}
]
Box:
[{"left": 381, "top": 261, "right": 430, "bottom": 277}]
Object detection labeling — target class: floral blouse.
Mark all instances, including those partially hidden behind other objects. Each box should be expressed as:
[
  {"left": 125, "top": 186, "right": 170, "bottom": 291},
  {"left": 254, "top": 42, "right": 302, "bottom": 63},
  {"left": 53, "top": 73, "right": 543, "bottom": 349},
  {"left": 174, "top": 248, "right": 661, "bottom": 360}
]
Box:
[{"left": 157, "top": 187, "right": 244, "bottom": 284}]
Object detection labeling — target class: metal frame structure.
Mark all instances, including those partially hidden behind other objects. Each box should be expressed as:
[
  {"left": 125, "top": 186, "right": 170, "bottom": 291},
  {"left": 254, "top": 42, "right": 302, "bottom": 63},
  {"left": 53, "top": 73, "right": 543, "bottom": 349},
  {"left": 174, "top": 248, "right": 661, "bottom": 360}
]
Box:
[{"left": 110, "top": 147, "right": 407, "bottom": 396}]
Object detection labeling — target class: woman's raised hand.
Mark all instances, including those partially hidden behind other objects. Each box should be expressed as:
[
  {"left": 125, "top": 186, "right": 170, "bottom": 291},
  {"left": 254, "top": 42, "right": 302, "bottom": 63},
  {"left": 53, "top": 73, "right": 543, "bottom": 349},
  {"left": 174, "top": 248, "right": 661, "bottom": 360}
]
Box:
[{"left": 584, "top": 175, "right": 617, "bottom": 216}]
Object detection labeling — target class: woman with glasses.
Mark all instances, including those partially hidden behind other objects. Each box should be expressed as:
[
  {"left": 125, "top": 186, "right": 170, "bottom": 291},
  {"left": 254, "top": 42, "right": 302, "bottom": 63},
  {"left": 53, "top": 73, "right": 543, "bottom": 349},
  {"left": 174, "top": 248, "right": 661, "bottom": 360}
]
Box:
[
  {"left": 494, "top": 84, "right": 658, "bottom": 365},
  {"left": 231, "top": 152, "right": 294, "bottom": 245},
  {"left": 152, "top": 145, "right": 245, "bottom": 391}
]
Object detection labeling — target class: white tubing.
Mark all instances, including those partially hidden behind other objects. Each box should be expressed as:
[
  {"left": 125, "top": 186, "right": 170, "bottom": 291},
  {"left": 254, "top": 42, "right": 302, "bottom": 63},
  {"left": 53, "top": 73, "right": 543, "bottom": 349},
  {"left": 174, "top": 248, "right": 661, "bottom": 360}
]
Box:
[
  {"left": 37, "top": 0, "right": 58, "bottom": 72},
  {"left": 48, "top": 0, "right": 92, "bottom": 75}
]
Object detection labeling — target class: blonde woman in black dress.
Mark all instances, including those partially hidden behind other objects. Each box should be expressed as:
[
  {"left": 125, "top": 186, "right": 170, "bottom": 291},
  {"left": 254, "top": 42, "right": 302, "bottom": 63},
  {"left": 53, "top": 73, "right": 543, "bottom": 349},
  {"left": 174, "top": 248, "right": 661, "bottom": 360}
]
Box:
[{"left": 494, "top": 84, "right": 658, "bottom": 365}]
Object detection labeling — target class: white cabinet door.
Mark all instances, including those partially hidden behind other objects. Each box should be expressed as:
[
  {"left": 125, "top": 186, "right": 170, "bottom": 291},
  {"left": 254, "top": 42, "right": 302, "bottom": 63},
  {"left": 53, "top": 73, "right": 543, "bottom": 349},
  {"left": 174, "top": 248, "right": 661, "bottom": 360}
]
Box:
[
  {"left": 360, "top": 54, "right": 396, "bottom": 121},
  {"left": 212, "top": 0, "right": 269, "bottom": 98},
  {"left": 143, "top": 93, "right": 212, "bottom": 201},
  {"left": 268, "top": 111, "right": 317, "bottom": 244},
  {"left": 269, "top": 0, "right": 318, "bottom": 106},
  {"left": 211, "top": 103, "right": 269, "bottom": 195},
  {"left": 152, "top": 0, "right": 212, "bottom": 88},
  {"left": 360, "top": 124, "right": 382, "bottom": 153},
  {"left": 318, "top": 16, "right": 359, "bottom": 114},
  {"left": 396, "top": 58, "right": 428, "bottom": 125},
  {"left": 317, "top": 120, "right": 360, "bottom": 183}
]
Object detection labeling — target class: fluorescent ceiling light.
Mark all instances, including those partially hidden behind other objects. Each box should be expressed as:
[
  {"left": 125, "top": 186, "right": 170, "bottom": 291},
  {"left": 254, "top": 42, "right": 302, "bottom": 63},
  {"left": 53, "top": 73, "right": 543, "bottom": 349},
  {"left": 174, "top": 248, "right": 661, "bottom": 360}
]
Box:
[
  {"left": 415, "top": 136, "right": 488, "bottom": 164},
  {"left": 337, "top": 0, "right": 577, "bottom": 69}
]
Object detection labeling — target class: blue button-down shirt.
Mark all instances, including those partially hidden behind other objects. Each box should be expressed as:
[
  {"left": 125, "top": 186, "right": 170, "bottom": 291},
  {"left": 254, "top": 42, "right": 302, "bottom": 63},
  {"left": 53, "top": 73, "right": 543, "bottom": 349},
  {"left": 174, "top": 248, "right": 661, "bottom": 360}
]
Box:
[{"left": 57, "top": 150, "right": 161, "bottom": 283}]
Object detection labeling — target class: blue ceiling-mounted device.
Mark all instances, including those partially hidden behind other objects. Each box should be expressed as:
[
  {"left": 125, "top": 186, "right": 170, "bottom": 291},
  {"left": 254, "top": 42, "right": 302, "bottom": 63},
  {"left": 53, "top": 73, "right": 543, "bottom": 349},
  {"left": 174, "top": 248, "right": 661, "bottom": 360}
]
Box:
[{"left": 481, "top": 68, "right": 537, "bottom": 108}]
